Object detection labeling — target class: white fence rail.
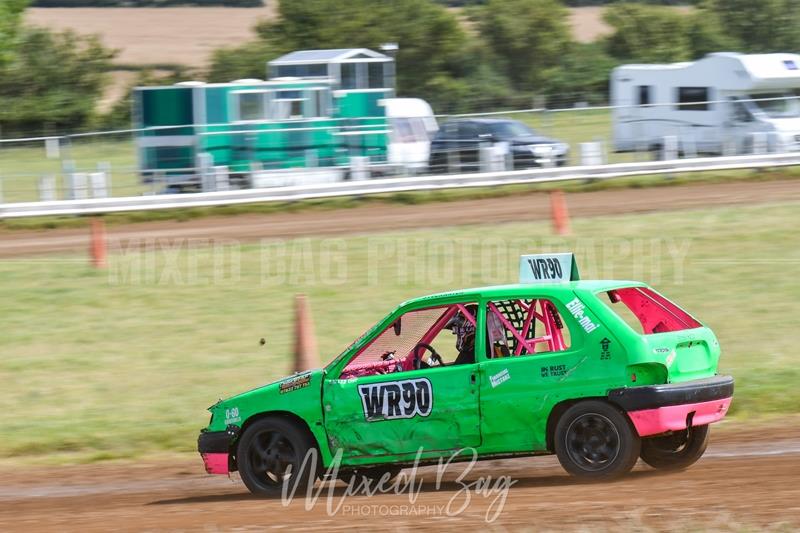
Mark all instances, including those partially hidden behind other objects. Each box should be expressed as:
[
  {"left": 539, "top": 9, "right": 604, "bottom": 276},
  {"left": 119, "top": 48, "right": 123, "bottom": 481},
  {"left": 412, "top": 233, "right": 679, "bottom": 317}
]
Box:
[{"left": 2, "top": 152, "right": 798, "bottom": 219}]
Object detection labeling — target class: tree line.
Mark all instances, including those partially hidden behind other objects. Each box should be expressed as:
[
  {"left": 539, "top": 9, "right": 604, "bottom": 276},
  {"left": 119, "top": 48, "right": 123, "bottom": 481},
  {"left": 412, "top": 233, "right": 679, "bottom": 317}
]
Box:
[{"left": 2, "top": 0, "right": 800, "bottom": 136}]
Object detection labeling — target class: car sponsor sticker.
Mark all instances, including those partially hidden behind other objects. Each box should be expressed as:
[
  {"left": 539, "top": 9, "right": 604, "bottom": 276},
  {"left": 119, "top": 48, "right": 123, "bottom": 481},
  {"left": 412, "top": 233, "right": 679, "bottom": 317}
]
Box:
[
  {"left": 224, "top": 407, "right": 241, "bottom": 425},
  {"left": 566, "top": 297, "right": 599, "bottom": 333},
  {"left": 490, "top": 368, "right": 511, "bottom": 388},
  {"left": 279, "top": 373, "right": 311, "bottom": 394},
  {"left": 358, "top": 377, "right": 433, "bottom": 422},
  {"left": 600, "top": 337, "right": 612, "bottom": 360}
]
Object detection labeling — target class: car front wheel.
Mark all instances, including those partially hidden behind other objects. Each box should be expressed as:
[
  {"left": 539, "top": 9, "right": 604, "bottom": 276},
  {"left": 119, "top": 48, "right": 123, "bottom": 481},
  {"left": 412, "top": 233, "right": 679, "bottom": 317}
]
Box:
[
  {"left": 640, "top": 424, "right": 709, "bottom": 471},
  {"left": 237, "top": 417, "right": 319, "bottom": 497},
  {"left": 554, "top": 400, "right": 641, "bottom": 479}
]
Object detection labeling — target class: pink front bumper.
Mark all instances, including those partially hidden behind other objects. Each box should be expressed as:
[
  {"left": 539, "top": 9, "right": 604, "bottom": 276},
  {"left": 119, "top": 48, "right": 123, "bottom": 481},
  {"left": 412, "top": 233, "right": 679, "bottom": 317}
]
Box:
[
  {"left": 628, "top": 397, "right": 732, "bottom": 437},
  {"left": 201, "top": 452, "right": 230, "bottom": 475}
]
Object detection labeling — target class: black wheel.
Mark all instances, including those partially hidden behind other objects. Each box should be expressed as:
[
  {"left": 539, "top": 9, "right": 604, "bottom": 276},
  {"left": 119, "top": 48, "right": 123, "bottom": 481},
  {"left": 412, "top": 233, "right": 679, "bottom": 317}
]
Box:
[
  {"left": 554, "top": 400, "right": 641, "bottom": 480},
  {"left": 640, "top": 424, "right": 709, "bottom": 471},
  {"left": 236, "top": 417, "right": 319, "bottom": 497}
]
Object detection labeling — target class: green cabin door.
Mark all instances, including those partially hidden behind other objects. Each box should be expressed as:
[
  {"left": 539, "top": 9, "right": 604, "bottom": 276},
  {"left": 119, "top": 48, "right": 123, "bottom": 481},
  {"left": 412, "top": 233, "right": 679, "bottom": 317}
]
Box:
[{"left": 322, "top": 364, "right": 482, "bottom": 462}]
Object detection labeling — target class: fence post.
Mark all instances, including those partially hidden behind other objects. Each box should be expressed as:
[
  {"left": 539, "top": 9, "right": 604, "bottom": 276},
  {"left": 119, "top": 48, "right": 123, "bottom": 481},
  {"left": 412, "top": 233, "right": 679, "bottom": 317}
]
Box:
[
  {"left": 349, "top": 156, "right": 369, "bottom": 181},
  {"left": 214, "top": 166, "right": 230, "bottom": 191},
  {"left": 39, "top": 175, "right": 56, "bottom": 202},
  {"left": 580, "top": 142, "right": 604, "bottom": 166},
  {"left": 89, "top": 172, "right": 108, "bottom": 199},
  {"left": 661, "top": 136, "right": 678, "bottom": 161},
  {"left": 197, "top": 152, "right": 214, "bottom": 192},
  {"left": 66, "top": 173, "right": 88, "bottom": 200},
  {"left": 45, "top": 137, "right": 60, "bottom": 159},
  {"left": 751, "top": 132, "right": 767, "bottom": 155},
  {"left": 97, "top": 162, "right": 112, "bottom": 196}
]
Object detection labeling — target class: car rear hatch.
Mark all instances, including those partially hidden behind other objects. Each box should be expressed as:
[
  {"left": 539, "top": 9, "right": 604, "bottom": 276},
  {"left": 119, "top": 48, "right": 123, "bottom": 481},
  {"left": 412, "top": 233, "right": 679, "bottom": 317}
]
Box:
[{"left": 599, "top": 286, "right": 721, "bottom": 382}]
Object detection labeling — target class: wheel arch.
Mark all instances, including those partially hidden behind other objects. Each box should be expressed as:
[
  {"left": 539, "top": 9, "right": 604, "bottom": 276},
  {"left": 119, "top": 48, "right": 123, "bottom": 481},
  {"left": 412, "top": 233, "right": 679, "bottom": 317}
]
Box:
[
  {"left": 231, "top": 410, "right": 322, "bottom": 469},
  {"left": 545, "top": 396, "right": 629, "bottom": 452}
]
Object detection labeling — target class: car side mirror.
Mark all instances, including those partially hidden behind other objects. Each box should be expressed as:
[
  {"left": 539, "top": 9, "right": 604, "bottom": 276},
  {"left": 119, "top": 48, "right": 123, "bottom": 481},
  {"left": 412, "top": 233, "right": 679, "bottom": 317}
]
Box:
[{"left": 393, "top": 318, "right": 402, "bottom": 336}]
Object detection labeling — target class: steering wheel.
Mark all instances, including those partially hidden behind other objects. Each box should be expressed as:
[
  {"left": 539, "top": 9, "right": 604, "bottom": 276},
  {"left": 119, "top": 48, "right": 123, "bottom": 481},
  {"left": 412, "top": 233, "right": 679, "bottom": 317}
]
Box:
[{"left": 412, "top": 343, "right": 444, "bottom": 370}]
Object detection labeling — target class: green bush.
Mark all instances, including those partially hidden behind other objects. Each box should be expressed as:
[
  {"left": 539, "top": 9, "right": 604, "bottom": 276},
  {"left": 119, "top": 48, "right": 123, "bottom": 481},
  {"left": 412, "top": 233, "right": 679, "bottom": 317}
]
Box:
[
  {"left": 0, "top": 27, "right": 115, "bottom": 136},
  {"left": 30, "top": 0, "right": 263, "bottom": 6}
]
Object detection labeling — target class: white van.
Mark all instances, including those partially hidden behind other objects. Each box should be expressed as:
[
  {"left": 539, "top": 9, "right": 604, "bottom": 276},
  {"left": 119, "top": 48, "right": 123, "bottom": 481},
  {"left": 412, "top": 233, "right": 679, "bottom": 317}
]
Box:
[
  {"left": 611, "top": 52, "right": 800, "bottom": 155},
  {"left": 382, "top": 98, "right": 438, "bottom": 172}
]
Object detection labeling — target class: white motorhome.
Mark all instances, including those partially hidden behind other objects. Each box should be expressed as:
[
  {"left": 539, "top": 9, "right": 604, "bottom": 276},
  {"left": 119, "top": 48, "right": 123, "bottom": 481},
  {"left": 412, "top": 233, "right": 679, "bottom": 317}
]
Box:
[{"left": 611, "top": 52, "right": 800, "bottom": 154}]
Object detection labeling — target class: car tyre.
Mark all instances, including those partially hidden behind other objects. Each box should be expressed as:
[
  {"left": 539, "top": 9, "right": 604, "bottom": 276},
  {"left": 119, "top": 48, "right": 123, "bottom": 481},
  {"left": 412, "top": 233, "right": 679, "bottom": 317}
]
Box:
[
  {"left": 237, "top": 417, "right": 319, "bottom": 497},
  {"left": 554, "top": 400, "right": 641, "bottom": 480},
  {"left": 640, "top": 424, "right": 709, "bottom": 471}
]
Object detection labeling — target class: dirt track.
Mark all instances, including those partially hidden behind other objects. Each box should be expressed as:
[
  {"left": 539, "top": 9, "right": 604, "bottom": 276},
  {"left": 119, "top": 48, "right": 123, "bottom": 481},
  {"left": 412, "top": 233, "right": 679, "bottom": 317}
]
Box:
[
  {"left": 1, "top": 421, "right": 799, "bottom": 531},
  {"left": 1, "top": 178, "right": 799, "bottom": 258}
]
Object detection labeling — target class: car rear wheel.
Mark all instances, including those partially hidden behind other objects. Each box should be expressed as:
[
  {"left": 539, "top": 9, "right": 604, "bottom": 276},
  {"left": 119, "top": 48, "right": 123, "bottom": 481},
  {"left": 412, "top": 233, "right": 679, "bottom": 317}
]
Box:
[
  {"left": 237, "top": 417, "right": 318, "bottom": 497},
  {"left": 640, "top": 424, "right": 709, "bottom": 471},
  {"left": 554, "top": 400, "right": 641, "bottom": 480}
]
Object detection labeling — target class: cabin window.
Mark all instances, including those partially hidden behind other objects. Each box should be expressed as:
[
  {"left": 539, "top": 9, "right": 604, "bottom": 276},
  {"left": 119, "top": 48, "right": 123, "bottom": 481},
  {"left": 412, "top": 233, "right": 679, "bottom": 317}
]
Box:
[
  {"left": 273, "top": 64, "right": 327, "bottom": 78},
  {"left": 235, "top": 92, "right": 266, "bottom": 121},
  {"left": 368, "top": 62, "right": 385, "bottom": 88},
  {"left": 637, "top": 85, "right": 652, "bottom": 107},
  {"left": 271, "top": 90, "right": 305, "bottom": 120},
  {"left": 341, "top": 63, "right": 357, "bottom": 90},
  {"left": 312, "top": 89, "right": 331, "bottom": 118},
  {"left": 485, "top": 299, "right": 572, "bottom": 358},
  {"left": 676, "top": 87, "right": 710, "bottom": 111}
]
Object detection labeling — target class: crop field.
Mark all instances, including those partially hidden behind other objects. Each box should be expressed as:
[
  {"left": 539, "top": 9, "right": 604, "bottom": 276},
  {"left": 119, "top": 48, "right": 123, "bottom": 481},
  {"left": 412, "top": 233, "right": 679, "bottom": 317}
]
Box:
[
  {"left": 24, "top": 7, "right": 641, "bottom": 69},
  {"left": 0, "top": 199, "right": 798, "bottom": 463}
]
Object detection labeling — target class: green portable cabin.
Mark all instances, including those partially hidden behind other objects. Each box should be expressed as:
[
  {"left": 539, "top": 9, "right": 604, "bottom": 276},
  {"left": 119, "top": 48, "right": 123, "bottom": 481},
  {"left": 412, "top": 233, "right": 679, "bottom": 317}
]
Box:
[{"left": 134, "top": 48, "right": 396, "bottom": 185}]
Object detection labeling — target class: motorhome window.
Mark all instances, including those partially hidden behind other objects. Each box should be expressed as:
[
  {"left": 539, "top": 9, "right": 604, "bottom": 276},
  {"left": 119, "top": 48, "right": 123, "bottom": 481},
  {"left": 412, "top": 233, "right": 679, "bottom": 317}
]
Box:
[
  {"left": 237, "top": 92, "right": 266, "bottom": 121},
  {"left": 732, "top": 100, "right": 753, "bottom": 122},
  {"left": 750, "top": 93, "right": 800, "bottom": 118},
  {"left": 341, "top": 63, "right": 357, "bottom": 90},
  {"left": 368, "top": 62, "right": 385, "bottom": 88},
  {"left": 637, "top": 85, "right": 651, "bottom": 106},
  {"left": 677, "top": 87, "right": 710, "bottom": 111}
]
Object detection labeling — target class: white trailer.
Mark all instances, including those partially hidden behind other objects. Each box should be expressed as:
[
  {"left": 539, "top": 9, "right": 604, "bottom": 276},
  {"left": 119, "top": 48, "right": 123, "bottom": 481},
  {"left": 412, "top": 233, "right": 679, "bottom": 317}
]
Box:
[{"left": 611, "top": 52, "right": 800, "bottom": 155}]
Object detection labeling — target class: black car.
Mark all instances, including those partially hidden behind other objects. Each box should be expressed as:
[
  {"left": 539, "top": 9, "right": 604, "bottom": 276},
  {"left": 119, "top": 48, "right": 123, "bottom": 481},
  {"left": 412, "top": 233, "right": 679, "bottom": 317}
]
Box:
[{"left": 428, "top": 118, "right": 569, "bottom": 174}]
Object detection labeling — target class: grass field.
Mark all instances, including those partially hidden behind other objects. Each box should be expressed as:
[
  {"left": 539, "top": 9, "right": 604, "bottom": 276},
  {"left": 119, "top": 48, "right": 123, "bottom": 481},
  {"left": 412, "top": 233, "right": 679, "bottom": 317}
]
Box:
[{"left": 0, "top": 199, "right": 798, "bottom": 463}]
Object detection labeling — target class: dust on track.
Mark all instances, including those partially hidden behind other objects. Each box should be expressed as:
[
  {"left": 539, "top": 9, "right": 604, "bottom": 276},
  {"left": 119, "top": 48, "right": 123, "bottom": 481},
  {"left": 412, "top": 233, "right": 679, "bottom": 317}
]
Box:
[
  {"left": 1, "top": 178, "right": 799, "bottom": 258},
  {"left": 2, "top": 422, "right": 799, "bottom": 532}
]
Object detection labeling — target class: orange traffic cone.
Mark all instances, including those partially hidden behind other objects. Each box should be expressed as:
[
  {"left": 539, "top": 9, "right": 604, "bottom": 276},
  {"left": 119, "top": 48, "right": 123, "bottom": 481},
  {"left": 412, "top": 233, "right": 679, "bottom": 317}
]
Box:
[
  {"left": 550, "top": 190, "right": 571, "bottom": 236},
  {"left": 293, "top": 294, "right": 321, "bottom": 373},
  {"left": 89, "top": 218, "right": 107, "bottom": 268}
]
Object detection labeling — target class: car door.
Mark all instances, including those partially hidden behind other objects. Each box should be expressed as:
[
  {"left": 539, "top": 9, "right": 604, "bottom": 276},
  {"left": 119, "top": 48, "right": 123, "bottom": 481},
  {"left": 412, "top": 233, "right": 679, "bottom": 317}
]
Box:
[
  {"left": 457, "top": 121, "right": 480, "bottom": 171},
  {"left": 322, "top": 304, "right": 482, "bottom": 461},
  {"left": 476, "top": 295, "right": 597, "bottom": 454}
]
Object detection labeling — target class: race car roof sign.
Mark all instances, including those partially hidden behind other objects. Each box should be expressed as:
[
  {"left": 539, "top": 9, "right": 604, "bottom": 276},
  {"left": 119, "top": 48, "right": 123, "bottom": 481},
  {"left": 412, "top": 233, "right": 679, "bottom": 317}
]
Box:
[{"left": 519, "top": 253, "right": 580, "bottom": 284}]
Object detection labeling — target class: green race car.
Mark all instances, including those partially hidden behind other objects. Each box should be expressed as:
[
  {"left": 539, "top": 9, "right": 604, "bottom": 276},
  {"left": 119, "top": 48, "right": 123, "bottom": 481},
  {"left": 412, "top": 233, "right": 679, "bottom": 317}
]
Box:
[{"left": 198, "top": 253, "right": 733, "bottom": 495}]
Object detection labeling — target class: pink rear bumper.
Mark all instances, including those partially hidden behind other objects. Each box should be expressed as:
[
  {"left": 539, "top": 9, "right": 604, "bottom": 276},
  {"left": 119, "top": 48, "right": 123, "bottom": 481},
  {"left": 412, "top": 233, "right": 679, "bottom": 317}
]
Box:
[
  {"left": 201, "top": 452, "right": 230, "bottom": 475},
  {"left": 627, "top": 397, "right": 732, "bottom": 437}
]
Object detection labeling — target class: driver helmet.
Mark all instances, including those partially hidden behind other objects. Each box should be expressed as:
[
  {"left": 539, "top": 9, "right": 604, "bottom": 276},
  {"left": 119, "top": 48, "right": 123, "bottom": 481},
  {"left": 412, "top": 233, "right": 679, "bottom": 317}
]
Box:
[{"left": 447, "top": 306, "right": 476, "bottom": 352}]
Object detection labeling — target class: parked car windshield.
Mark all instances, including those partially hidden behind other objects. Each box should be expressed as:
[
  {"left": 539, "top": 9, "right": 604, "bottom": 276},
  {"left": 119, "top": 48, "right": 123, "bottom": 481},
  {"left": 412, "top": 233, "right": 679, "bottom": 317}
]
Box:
[
  {"left": 489, "top": 121, "right": 536, "bottom": 139},
  {"left": 750, "top": 93, "right": 800, "bottom": 118}
]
